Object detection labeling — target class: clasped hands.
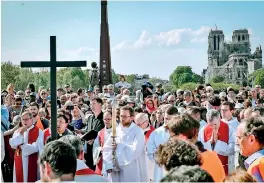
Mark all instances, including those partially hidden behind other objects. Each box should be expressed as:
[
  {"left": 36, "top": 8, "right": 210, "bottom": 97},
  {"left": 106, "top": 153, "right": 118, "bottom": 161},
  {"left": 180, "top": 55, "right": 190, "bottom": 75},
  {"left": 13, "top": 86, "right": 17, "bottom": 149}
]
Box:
[{"left": 210, "top": 129, "right": 218, "bottom": 144}]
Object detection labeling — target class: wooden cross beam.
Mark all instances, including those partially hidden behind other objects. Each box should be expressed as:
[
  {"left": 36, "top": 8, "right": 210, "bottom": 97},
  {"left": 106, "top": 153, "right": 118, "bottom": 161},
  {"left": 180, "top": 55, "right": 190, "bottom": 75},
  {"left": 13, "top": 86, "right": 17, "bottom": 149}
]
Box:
[{"left": 21, "top": 36, "right": 87, "bottom": 140}]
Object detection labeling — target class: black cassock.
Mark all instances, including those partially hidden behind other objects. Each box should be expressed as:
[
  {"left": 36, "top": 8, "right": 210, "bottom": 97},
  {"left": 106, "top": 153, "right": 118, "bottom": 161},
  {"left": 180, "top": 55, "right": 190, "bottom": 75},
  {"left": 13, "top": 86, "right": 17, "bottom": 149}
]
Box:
[{"left": 81, "top": 112, "right": 105, "bottom": 170}]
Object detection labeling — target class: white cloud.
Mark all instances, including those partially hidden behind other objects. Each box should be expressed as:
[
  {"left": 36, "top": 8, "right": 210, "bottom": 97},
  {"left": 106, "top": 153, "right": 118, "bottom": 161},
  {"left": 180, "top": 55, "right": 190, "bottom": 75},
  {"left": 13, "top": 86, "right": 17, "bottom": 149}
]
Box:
[{"left": 112, "top": 26, "right": 211, "bottom": 51}]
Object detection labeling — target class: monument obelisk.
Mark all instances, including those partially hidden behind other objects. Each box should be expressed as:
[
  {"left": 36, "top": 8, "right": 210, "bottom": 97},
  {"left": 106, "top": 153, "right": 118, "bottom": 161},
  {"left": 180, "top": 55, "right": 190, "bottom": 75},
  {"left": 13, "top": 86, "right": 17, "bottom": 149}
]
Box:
[{"left": 99, "top": 0, "right": 112, "bottom": 88}]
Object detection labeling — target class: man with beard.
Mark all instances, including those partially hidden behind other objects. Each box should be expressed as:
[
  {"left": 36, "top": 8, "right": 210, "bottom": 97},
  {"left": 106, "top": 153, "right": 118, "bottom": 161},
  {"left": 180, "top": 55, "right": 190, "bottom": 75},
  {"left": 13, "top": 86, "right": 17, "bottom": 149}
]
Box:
[
  {"left": 103, "top": 106, "right": 148, "bottom": 182},
  {"left": 9, "top": 111, "right": 44, "bottom": 182},
  {"left": 29, "top": 102, "right": 44, "bottom": 130}
]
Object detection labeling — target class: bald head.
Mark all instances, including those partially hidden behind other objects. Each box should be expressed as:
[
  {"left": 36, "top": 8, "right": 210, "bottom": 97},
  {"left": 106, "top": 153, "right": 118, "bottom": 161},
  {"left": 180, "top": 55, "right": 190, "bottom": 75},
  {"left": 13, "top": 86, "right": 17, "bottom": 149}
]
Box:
[{"left": 135, "top": 113, "right": 149, "bottom": 129}]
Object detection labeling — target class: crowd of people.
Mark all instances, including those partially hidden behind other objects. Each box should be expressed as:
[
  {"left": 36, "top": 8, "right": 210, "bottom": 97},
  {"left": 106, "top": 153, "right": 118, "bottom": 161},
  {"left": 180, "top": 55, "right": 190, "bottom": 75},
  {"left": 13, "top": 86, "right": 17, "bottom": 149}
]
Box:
[{"left": 1, "top": 78, "right": 264, "bottom": 182}]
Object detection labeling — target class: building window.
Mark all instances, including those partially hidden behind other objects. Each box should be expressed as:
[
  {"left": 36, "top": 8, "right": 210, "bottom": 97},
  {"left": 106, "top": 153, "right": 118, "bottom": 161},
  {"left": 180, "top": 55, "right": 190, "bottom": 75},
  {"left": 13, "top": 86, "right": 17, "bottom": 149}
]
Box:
[
  {"left": 238, "top": 71, "right": 241, "bottom": 78},
  {"left": 218, "top": 35, "right": 220, "bottom": 50},
  {"left": 214, "top": 35, "right": 216, "bottom": 50},
  {"left": 239, "top": 59, "right": 243, "bottom": 65},
  {"left": 242, "top": 35, "right": 245, "bottom": 41},
  {"left": 238, "top": 35, "right": 241, "bottom": 42}
]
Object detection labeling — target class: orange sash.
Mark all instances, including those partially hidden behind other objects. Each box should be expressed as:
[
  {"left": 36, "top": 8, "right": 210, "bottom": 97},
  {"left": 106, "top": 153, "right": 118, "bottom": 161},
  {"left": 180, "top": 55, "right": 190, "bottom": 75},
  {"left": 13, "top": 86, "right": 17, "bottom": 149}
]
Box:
[
  {"left": 14, "top": 126, "right": 39, "bottom": 182},
  {"left": 95, "top": 128, "right": 105, "bottom": 175},
  {"left": 35, "top": 116, "right": 44, "bottom": 130},
  {"left": 204, "top": 121, "right": 229, "bottom": 175}
]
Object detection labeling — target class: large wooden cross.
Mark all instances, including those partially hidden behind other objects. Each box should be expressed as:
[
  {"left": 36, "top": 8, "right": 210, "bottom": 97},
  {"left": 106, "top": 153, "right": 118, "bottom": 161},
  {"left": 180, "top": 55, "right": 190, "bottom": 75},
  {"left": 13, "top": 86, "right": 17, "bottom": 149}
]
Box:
[{"left": 21, "top": 36, "right": 87, "bottom": 140}]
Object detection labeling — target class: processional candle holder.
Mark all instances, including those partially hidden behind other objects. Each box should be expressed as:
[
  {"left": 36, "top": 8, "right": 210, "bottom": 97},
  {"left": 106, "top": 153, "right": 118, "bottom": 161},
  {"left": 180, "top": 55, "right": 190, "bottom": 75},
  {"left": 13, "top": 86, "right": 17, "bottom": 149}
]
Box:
[{"left": 111, "top": 99, "right": 120, "bottom": 172}]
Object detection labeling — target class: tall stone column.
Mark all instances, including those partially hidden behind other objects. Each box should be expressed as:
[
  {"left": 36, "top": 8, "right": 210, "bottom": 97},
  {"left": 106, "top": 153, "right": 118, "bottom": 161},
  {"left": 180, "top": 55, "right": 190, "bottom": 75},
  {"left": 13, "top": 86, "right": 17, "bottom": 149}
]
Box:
[{"left": 99, "top": 0, "right": 112, "bottom": 89}]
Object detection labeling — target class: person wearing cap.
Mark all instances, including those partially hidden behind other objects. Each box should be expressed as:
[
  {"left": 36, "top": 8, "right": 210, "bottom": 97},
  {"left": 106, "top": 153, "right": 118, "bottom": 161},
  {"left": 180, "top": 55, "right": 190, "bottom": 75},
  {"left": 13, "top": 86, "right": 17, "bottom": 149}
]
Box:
[
  {"left": 64, "top": 84, "right": 73, "bottom": 94},
  {"left": 155, "top": 83, "right": 163, "bottom": 99}
]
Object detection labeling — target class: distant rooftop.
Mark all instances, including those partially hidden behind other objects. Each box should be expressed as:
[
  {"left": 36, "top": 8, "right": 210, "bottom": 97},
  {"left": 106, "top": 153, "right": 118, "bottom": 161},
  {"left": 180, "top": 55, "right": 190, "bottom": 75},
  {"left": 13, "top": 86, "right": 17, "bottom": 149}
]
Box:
[
  {"left": 210, "top": 29, "right": 223, "bottom": 34},
  {"left": 233, "top": 29, "right": 248, "bottom": 34}
]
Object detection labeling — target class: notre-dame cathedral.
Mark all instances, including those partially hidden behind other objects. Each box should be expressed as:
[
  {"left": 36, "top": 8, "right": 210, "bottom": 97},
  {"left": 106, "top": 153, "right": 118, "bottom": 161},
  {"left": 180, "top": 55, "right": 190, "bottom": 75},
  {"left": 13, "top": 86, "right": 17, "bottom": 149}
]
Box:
[{"left": 203, "top": 28, "right": 262, "bottom": 86}]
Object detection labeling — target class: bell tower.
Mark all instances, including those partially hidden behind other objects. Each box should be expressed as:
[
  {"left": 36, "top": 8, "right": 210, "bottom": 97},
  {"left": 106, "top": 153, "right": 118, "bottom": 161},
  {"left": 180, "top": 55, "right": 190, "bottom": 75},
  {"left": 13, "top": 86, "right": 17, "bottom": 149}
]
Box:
[{"left": 99, "top": 0, "right": 112, "bottom": 88}]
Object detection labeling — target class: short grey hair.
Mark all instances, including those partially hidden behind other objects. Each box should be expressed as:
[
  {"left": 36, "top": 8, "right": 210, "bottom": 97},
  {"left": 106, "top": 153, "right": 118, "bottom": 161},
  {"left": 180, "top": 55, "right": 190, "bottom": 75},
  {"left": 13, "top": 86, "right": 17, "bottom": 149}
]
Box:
[
  {"left": 58, "top": 135, "right": 83, "bottom": 157},
  {"left": 206, "top": 109, "right": 220, "bottom": 122},
  {"left": 107, "top": 84, "right": 114, "bottom": 89},
  {"left": 184, "top": 90, "right": 192, "bottom": 97}
]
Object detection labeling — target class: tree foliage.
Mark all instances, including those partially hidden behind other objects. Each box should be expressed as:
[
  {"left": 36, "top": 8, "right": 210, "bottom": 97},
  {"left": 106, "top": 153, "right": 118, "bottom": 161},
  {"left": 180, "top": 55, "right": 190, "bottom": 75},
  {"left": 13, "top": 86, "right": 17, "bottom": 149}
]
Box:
[
  {"left": 1, "top": 62, "right": 90, "bottom": 91},
  {"left": 249, "top": 68, "right": 264, "bottom": 87},
  {"left": 169, "top": 66, "right": 204, "bottom": 87},
  {"left": 209, "top": 75, "right": 225, "bottom": 83}
]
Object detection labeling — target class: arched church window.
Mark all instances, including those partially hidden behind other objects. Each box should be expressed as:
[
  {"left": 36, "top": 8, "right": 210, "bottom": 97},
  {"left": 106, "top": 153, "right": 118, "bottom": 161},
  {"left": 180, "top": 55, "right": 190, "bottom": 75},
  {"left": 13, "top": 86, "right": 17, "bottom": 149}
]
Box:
[
  {"left": 214, "top": 35, "right": 216, "bottom": 50},
  {"left": 242, "top": 35, "right": 245, "bottom": 41},
  {"left": 238, "top": 71, "right": 241, "bottom": 78},
  {"left": 239, "top": 59, "right": 243, "bottom": 65},
  {"left": 238, "top": 35, "right": 241, "bottom": 42}
]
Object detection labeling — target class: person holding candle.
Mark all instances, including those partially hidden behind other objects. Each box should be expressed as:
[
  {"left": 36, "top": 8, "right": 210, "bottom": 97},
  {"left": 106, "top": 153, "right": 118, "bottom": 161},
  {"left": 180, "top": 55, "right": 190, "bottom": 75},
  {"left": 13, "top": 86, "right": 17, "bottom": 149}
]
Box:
[
  {"left": 93, "top": 110, "right": 115, "bottom": 177},
  {"left": 103, "top": 106, "right": 149, "bottom": 182}
]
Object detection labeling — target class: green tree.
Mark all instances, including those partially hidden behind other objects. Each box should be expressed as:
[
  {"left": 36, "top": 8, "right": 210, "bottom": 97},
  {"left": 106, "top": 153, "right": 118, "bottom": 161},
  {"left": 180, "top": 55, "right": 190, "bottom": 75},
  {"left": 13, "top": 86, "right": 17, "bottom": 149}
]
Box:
[
  {"left": 112, "top": 69, "right": 119, "bottom": 85},
  {"left": 15, "top": 68, "right": 35, "bottom": 91},
  {"left": 169, "top": 66, "right": 203, "bottom": 87},
  {"left": 209, "top": 75, "right": 225, "bottom": 83},
  {"left": 1, "top": 61, "right": 20, "bottom": 90},
  {"left": 249, "top": 68, "right": 264, "bottom": 87}
]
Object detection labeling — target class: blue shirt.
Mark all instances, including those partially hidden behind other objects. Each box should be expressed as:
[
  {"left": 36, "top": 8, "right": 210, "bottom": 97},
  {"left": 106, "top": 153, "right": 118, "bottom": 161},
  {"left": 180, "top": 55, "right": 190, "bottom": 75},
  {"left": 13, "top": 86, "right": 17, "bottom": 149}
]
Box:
[{"left": 1, "top": 105, "right": 10, "bottom": 132}]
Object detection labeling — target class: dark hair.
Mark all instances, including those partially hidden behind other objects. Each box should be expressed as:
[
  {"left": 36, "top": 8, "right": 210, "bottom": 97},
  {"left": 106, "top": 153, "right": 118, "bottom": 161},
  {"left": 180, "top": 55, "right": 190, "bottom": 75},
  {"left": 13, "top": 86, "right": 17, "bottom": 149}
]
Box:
[
  {"left": 208, "top": 96, "right": 221, "bottom": 107},
  {"left": 39, "top": 140, "right": 77, "bottom": 177},
  {"left": 196, "top": 85, "right": 205, "bottom": 91},
  {"left": 134, "top": 107, "right": 143, "bottom": 113},
  {"left": 59, "top": 135, "right": 83, "bottom": 157},
  {"left": 167, "top": 114, "right": 200, "bottom": 141},
  {"left": 91, "top": 97, "right": 103, "bottom": 105},
  {"left": 166, "top": 106, "right": 178, "bottom": 116},
  {"left": 57, "top": 114, "right": 69, "bottom": 123},
  {"left": 15, "top": 97, "right": 23, "bottom": 102},
  {"left": 221, "top": 101, "right": 235, "bottom": 111},
  {"left": 155, "top": 139, "right": 202, "bottom": 171},
  {"left": 186, "top": 106, "right": 201, "bottom": 115},
  {"left": 29, "top": 102, "right": 39, "bottom": 109},
  {"left": 27, "top": 83, "right": 35, "bottom": 92},
  {"left": 161, "top": 165, "right": 214, "bottom": 182},
  {"left": 195, "top": 141, "right": 206, "bottom": 153},
  {"left": 77, "top": 88, "right": 84, "bottom": 96},
  {"left": 120, "top": 106, "right": 134, "bottom": 117},
  {"left": 242, "top": 117, "right": 264, "bottom": 145},
  {"left": 64, "top": 111, "right": 72, "bottom": 123}
]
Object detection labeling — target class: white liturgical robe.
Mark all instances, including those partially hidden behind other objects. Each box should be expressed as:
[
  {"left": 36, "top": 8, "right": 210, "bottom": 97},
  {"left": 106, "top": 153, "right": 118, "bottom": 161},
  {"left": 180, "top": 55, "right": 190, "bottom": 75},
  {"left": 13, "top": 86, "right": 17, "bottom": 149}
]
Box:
[
  {"left": 146, "top": 126, "right": 170, "bottom": 182},
  {"left": 222, "top": 117, "right": 240, "bottom": 173},
  {"left": 93, "top": 127, "right": 112, "bottom": 177},
  {"left": 103, "top": 122, "right": 148, "bottom": 182},
  {"left": 9, "top": 125, "right": 44, "bottom": 182}
]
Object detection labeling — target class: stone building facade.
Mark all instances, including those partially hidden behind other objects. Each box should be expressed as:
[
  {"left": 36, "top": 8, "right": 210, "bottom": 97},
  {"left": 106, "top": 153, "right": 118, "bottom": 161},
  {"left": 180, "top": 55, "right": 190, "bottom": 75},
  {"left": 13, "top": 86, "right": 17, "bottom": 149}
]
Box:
[{"left": 204, "top": 28, "right": 262, "bottom": 85}]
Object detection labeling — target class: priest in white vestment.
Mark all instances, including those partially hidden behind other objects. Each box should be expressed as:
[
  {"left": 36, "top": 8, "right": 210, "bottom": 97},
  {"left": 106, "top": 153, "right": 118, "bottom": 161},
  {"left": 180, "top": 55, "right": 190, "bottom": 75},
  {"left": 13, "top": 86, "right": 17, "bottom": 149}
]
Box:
[
  {"left": 103, "top": 106, "right": 148, "bottom": 182},
  {"left": 93, "top": 111, "right": 115, "bottom": 177},
  {"left": 220, "top": 102, "right": 240, "bottom": 173},
  {"left": 198, "top": 109, "right": 235, "bottom": 175},
  {"left": 146, "top": 106, "right": 178, "bottom": 182},
  {"left": 9, "top": 111, "right": 44, "bottom": 182}
]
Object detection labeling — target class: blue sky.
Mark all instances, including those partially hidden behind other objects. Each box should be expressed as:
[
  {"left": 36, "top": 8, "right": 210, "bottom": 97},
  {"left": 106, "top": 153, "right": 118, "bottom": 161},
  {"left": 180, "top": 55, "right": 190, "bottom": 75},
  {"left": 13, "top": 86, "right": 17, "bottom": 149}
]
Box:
[{"left": 2, "top": 1, "right": 264, "bottom": 79}]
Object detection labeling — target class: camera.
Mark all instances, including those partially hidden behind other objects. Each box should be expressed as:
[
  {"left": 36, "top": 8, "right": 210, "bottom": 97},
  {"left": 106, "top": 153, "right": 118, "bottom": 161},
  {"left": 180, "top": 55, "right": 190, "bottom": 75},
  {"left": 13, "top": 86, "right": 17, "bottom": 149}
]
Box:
[{"left": 66, "top": 105, "right": 74, "bottom": 111}]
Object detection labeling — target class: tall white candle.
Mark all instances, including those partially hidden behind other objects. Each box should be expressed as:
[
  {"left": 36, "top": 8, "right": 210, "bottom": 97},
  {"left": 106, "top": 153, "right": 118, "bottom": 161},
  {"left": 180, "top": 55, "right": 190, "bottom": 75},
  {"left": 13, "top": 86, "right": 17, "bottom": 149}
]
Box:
[{"left": 112, "top": 105, "right": 116, "bottom": 137}]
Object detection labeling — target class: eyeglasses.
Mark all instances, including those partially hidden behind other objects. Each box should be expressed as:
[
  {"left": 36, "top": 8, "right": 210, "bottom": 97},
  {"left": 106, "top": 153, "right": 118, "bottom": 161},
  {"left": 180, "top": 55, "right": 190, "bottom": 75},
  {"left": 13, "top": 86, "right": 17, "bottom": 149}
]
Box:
[
  {"left": 120, "top": 115, "right": 131, "bottom": 119},
  {"left": 168, "top": 100, "right": 175, "bottom": 103},
  {"left": 104, "top": 118, "right": 111, "bottom": 121},
  {"left": 41, "top": 93, "right": 46, "bottom": 95}
]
